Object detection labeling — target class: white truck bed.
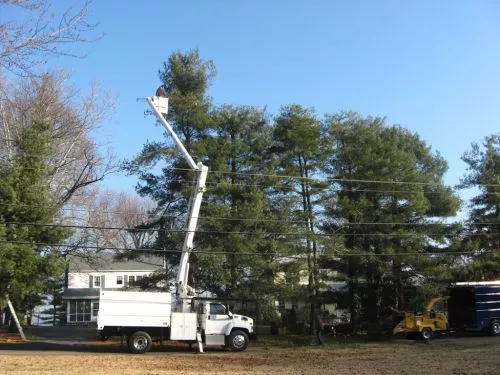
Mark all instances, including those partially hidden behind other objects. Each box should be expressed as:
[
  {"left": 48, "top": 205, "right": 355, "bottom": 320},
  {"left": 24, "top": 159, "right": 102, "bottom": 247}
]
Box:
[{"left": 97, "top": 291, "right": 172, "bottom": 330}]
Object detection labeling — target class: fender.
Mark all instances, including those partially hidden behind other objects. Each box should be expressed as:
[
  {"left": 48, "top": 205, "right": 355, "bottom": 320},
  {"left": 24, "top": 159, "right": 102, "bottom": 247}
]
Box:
[{"left": 223, "top": 321, "right": 235, "bottom": 336}]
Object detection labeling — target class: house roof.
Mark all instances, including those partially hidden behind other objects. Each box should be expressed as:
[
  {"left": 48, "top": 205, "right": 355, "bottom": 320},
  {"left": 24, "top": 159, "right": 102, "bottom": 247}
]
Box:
[
  {"left": 67, "top": 253, "right": 164, "bottom": 273},
  {"left": 63, "top": 288, "right": 100, "bottom": 299}
]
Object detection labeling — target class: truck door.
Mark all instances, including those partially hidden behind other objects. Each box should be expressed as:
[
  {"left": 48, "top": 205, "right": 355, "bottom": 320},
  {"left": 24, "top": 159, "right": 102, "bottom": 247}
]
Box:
[{"left": 204, "top": 303, "right": 232, "bottom": 335}]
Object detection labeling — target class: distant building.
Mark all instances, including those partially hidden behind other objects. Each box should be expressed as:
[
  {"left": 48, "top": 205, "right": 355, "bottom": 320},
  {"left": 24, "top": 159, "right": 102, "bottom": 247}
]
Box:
[
  {"left": 272, "top": 255, "right": 348, "bottom": 332},
  {"left": 62, "top": 253, "right": 164, "bottom": 325}
]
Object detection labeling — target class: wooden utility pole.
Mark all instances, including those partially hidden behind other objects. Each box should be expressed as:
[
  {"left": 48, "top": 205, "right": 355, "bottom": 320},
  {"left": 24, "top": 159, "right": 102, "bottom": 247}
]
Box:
[{"left": 5, "top": 294, "right": 26, "bottom": 341}]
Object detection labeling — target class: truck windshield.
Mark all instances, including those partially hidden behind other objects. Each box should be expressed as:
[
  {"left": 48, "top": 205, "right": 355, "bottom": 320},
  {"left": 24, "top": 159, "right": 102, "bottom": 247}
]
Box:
[{"left": 210, "top": 303, "right": 227, "bottom": 315}]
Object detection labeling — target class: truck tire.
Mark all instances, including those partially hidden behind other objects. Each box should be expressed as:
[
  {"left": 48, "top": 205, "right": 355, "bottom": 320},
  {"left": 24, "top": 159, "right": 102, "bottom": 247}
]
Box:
[
  {"left": 489, "top": 320, "right": 500, "bottom": 336},
  {"left": 228, "top": 330, "right": 249, "bottom": 352},
  {"left": 128, "top": 331, "right": 153, "bottom": 354},
  {"left": 421, "top": 327, "right": 432, "bottom": 340}
]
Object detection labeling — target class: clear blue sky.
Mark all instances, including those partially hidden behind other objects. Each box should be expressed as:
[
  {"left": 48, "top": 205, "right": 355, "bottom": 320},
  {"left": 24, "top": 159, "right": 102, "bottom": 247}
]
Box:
[{"left": 45, "top": 1, "right": 500, "bottom": 203}]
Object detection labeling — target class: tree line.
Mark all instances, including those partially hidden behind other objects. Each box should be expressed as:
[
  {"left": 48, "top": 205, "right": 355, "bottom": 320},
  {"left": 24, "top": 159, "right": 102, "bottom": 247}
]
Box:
[
  {"left": 0, "top": 0, "right": 117, "bottom": 326},
  {"left": 126, "top": 50, "right": 500, "bottom": 332},
  {"left": 0, "top": 1, "right": 498, "bottom": 331}
]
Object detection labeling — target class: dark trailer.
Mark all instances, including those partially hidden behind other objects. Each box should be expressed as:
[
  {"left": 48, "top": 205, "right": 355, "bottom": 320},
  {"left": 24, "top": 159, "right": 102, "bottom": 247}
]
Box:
[{"left": 448, "top": 281, "right": 500, "bottom": 336}]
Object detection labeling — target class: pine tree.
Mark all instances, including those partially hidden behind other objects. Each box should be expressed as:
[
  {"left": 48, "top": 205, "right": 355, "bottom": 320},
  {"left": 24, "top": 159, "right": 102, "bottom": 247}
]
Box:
[
  {"left": 459, "top": 133, "right": 500, "bottom": 279},
  {"left": 323, "top": 112, "right": 460, "bottom": 329},
  {"left": 39, "top": 277, "right": 66, "bottom": 326},
  {"left": 127, "top": 52, "right": 292, "bottom": 300},
  {"left": 0, "top": 121, "right": 71, "bottom": 319},
  {"left": 193, "top": 104, "right": 280, "bottom": 298},
  {"left": 125, "top": 50, "right": 215, "bottom": 270},
  {"left": 271, "top": 104, "right": 330, "bottom": 333}
]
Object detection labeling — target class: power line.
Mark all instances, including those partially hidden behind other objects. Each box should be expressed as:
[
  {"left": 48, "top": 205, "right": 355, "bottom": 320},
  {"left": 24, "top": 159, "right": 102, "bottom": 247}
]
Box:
[
  {"left": 8, "top": 174, "right": 466, "bottom": 195},
  {"left": 197, "top": 180, "right": 463, "bottom": 196},
  {"left": 25, "top": 172, "right": 500, "bottom": 194},
  {"left": 1, "top": 219, "right": 495, "bottom": 233},
  {"left": 0, "top": 202, "right": 157, "bottom": 218},
  {"left": 0, "top": 219, "right": 476, "bottom": 230},
  {"left": 0, "top": 239, "right": 496, "bottom": 258},
  {"left": 3, "top": 220, "right": 500, "bottom": 238},
  {"left": 171, "top": 167, "right": 500, "bottom": 188},
  {"left": 4, "top": 159, "right": 500, "bottom": 188},
  {"left": 0, "top": 201, "right": 473, "bottom": 224}
]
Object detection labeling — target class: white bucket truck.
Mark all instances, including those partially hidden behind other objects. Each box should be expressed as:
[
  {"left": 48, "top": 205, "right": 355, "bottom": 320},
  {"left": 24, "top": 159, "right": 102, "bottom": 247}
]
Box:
[
  {"left": 97, "top": 92, "right": 254, "bottom": 354},
  {"left": 97, "top": 291, "right": 254, "bottom": 353}
]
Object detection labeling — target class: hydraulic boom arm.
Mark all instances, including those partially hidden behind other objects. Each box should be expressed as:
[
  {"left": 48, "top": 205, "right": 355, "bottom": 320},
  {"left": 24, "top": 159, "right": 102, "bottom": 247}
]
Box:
[{"left": 147, "top": 95, "right": 208, "bottom": 302}]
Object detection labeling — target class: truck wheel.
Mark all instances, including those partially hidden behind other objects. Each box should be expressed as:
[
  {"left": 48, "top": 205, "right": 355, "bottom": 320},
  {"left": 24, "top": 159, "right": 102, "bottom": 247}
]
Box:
[
  {"left": 128, "top": 331, "right": 153, "bottom": 354},
  {"left": 489, "top": 320, "right": 500, "bottom": 336},
  {"left": 421, "top": 327, "right": 432, "bottom": 340},
  {"left": 229, "top": 330, "right": 249, "bottom": 352}
]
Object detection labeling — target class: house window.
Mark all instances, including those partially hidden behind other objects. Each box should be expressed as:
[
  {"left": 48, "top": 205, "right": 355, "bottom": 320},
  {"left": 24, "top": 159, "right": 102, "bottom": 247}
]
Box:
[
  {"left": 92, "top": 302, "right": 99, "bottom": 317},
  {"left": 116, "top": 276, "right": 123, "bottom": 285},
  {"left": 136, "top": 275, "right": 142, "bottom": 282},
  {"left": 68, "top": 300, "right": 91, "bottom": 322},
  {"left": 129, "top": 276, "right": 135, "bottom": 285},
  {"left": 94, "top": 276, "right": 101, "bottom": 288}
]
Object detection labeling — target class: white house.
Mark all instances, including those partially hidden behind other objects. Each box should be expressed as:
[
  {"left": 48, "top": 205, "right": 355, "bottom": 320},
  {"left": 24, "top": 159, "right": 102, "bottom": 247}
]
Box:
[
  {"left": 63, "top": 253, "right": 165, "bottom": 325},
  {"left": 271, "top": 256, "right": 348, "bottom": 333}
]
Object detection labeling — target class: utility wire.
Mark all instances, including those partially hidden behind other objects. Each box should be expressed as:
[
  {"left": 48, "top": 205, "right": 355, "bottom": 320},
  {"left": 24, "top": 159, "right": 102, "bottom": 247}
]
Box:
[
  {"left": 1, "top": 221, "right": 496, "bottom": 237},
  {"left": 1, "top": 219, "right": 494, "bottom": 232},
  {"left": 0, "top": 172, "right": 473, "bottom": 194},
  {"left": 0, "top": 203, "right": 159, "bottom": 218},
  {"left": 169, "top": 179, "right": 467, "bottom": 195},
  {"left": 0, "top": 239, "right": 495, "bottom": 258},
  {"left": 3, "top": 159, "right": 500, "bottom": 188},
  {"left": 0, "top": 201, "right": 472, "bottom": 223},
  {"left": 171, "top": 167, "right": 500, "bottom": 188}
]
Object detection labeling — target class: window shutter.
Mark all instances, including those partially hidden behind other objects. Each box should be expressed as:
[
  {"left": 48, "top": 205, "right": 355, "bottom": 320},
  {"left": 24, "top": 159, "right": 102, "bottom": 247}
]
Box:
[
  {"left": 124, "top": 275, "right": 129, "bottom": 287},
  {"left": 101, "top": 275, "right": 106, "bottom": 289},
  {"left": 64, "top": 267, "right": 69, "bottom": 288},
  {"left": 89, "top": 275, "right": 93, "bottom": 288}
]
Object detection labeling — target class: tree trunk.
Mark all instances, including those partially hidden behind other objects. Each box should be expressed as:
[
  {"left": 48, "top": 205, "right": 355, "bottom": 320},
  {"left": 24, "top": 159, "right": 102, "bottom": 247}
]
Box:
[{"left": 347, "top": 258, "right": 358, "bottom": 332}]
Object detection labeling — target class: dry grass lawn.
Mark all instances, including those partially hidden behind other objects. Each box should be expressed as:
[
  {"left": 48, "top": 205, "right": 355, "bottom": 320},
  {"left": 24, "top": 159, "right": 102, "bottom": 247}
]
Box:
[{"left": 0, "top": 332, "right": 500, "bottom": 374}]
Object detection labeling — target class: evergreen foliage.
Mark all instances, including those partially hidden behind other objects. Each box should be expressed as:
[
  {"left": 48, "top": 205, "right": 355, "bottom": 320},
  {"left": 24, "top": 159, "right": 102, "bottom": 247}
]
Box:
[
  {"left": 0, "top": 121, "right": 71, "bottom": 317},
  {"left": 459, "top": 134, "right": 500, "bottom": 279},
  {"left": 271, "top": 104, "right": 331, "bottom": 332},
  {"left": 39, "top": 277, "right": 66, "bottom": 326},
  {"left": 322, "top": 112, "right": 460, "bottom": 328},
  {"left": 124, "top": 50, "right": 500, "bottom": 332}
]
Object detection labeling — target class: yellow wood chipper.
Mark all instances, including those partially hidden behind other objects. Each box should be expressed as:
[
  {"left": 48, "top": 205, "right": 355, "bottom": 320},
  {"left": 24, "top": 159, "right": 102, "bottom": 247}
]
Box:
[{"left": 392, "top": 297, "right": 449, "bottom": 340}]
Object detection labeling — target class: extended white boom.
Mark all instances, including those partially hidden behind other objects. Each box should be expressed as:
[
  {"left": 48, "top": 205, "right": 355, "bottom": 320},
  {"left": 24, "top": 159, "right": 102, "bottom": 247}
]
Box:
[{"left": 146, "top": 95, "right": 208, "bottom": 306}]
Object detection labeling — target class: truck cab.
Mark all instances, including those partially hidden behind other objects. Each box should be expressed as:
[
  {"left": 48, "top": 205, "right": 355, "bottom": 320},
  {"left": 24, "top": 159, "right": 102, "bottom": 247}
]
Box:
[{"left": 197, "top": 301, "right": 253, "bottom": 351}]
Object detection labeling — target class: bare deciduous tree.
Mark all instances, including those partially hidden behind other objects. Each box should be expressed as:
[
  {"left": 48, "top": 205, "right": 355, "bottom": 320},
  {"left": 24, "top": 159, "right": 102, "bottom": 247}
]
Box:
[
  {"left": 0, "top": 0, "right": 100, "bottom": 76},
  {"left": 62, "top": 191, "right": 157, "bottom": 259},
  {"left": 92, "top": 191, "right": 157, "bottom": 250},
  {"left": 0, "top": 70, "right": 117, "bottom": 206}
]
